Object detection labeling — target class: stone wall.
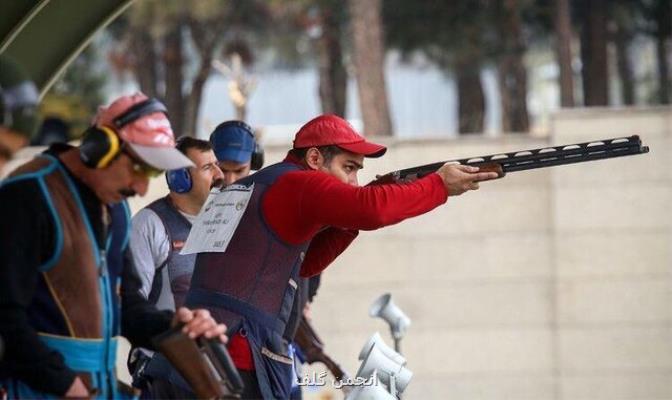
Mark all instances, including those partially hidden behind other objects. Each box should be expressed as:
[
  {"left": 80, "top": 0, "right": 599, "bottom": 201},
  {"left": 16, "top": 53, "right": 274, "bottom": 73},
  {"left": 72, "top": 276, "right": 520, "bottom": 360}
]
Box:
[{"left": 294, "top": 106, "right": 671, "bottom": 400}]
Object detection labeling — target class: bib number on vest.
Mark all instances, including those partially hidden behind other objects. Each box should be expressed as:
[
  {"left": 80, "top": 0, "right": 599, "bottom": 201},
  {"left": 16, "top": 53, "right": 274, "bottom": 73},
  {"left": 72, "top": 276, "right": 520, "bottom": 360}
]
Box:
[{"left": 181, "top": 183, "right": 254, "bottom": 255}]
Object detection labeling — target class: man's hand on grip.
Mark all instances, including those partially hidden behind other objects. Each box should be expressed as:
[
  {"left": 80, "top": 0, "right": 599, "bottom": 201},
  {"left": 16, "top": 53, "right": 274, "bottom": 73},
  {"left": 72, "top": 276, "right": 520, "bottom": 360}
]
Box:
[{"left": 436, "top": 164, "right": 499, "bottom": 196}]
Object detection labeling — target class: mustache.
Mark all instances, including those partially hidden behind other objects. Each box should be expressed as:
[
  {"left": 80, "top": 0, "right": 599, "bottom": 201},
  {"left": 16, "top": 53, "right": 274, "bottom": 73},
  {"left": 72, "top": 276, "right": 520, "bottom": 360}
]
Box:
[
  {"left": 211, "top": 178, "right": 224, "bottom": 190},
  {"left": 119, "top": 188, "right": 137, "bottom": 197}
]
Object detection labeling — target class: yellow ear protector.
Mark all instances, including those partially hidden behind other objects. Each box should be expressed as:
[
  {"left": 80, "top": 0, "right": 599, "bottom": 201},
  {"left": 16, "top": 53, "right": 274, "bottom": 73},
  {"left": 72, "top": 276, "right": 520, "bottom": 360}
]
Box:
[
  {"left": 79, "top": 98, "right": 168, "bottom": 169},
  {"left": 79, "top": 125, "right": 121, "bottom": 168}
]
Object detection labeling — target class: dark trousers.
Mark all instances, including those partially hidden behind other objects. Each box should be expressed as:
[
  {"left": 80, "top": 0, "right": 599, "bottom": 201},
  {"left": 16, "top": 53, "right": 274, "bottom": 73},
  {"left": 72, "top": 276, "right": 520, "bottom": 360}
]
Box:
[
  {"left": 239, "top": 370, "right": 264, "bottom": 400},
  {"left": 140, "top": 378, "right": 194, "bottom": 399}
]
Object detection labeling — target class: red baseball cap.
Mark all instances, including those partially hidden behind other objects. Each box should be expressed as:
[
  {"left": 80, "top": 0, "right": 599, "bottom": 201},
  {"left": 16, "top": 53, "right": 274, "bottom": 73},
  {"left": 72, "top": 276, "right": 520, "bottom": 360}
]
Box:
[
  {"left": 94, "top": 93, "right": 194, "bottom": 170},
  {"left": 293, "top": 114, "right": 387, "bottom": 158}
]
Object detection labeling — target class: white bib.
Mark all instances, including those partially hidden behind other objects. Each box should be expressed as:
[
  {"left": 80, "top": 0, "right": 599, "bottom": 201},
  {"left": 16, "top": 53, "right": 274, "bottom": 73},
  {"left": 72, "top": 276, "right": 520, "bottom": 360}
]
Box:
[{"left": 181, "top": 183, "right": 254, "bottom": 255}]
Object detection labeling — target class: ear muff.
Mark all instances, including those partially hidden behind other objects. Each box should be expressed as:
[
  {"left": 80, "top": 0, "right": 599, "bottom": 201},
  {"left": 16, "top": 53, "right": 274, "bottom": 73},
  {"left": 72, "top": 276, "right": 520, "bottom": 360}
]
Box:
[
  {"left": 166, "top": 168, "right": 192, "bottom": 193},
  {"left": 79, "top": 126, "right": 121, "bottom": 169},
  {"left": 251, "top": 141, "right": 264, "bottom": 171},
  {"left": 79, "top": 97, "right": 168, "bottom": 169}
]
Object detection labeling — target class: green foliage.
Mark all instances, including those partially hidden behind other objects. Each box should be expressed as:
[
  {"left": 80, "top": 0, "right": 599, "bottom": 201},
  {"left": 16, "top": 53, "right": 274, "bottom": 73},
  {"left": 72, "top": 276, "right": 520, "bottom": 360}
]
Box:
[
  {"left": 41, "top": 45, "right": 106, "bottom": 138},
  {"left": 383, "top": 0, "right": 547, "bottom": 69}
]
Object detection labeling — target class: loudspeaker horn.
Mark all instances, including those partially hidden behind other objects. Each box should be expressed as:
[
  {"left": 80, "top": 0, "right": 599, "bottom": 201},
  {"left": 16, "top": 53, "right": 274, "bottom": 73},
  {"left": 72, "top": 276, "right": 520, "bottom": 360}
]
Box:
[
  {"left": 356, "top": 343, "right": 413, "bottom": 393},
  {"left": 369, "top": 293, "right": 411, "bottom": 339},
  {"left": 358, "top": 332, "right": 406, "bottom": 366}
]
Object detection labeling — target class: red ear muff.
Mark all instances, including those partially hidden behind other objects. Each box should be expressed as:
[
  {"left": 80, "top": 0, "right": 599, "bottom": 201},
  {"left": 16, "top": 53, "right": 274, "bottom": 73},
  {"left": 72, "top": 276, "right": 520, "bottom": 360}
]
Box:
[{"left": 79, "top": 125, "right": 120, "bottom": 169}]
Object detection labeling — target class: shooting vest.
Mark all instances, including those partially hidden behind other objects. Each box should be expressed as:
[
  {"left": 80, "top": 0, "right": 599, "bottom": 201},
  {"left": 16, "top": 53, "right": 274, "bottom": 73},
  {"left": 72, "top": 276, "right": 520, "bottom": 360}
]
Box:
[
  {"left": 186, "top": 162, "right": 311, "bottom": 399},
  {"left": 146, "top": 197, "right": 195, "bottom": 310},
  {"left": 284, "top": 277, "right": 310, "bottom": 341},
  {"left": 1, "top": 155, "right": 131, "bottom": 399}
]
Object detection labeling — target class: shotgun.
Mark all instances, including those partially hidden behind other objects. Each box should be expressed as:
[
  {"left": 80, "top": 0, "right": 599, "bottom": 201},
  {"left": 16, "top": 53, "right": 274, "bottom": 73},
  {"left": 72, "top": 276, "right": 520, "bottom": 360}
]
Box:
[
  {"left": 294, "top": 317, "right": 350, "bottom": 383},
  {"left": 372, "top": 135, "right": 649, "bottom": 184},
  {"left": 153, "top": 325, "right": 244, "bottom": 399}
]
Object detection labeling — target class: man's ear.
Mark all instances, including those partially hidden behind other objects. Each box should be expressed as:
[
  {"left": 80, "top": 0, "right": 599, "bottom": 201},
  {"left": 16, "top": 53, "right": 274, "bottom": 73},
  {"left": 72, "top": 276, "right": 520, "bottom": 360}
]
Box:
[{"left": 304, "top": 147, "right": 323, "bottom": 170}]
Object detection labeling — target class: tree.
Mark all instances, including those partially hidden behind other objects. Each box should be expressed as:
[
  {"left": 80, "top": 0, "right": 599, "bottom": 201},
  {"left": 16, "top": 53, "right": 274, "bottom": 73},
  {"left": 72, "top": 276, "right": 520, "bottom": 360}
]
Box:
[
  {"left": 109, "top": 0, "right": 269, "bottom": 137},
  {"left": 275, "top": 0, "right": 348, "bottom": 117},
  {"left": 651, "top": 0, "right": 671, "bottom": 104},
  {"left": 555, "top": 0, "right": 575, "bottom": 107},
  {"left": 494, "top": 0, "right": 530, "bottom": 132},
  {"left": 638, "top": 0, "right": 671, "bottom": 104},
  {"left": 313, "top": 0, "right": 348, "bottom": 117},
  {"left": 454, "top": 29, "right": 487, "bottom": 134},
  {"left": 611, "top": 1, "right": 636, "bottom": 105},
  {"left": 348, "top": 0, "right": 394, "bottom": 136},
  {"left": 578, "top": 0, "right": 610, "bottom": 106},
  {"left": 384, "top": 1, "right": 490, "bottom": 134}
]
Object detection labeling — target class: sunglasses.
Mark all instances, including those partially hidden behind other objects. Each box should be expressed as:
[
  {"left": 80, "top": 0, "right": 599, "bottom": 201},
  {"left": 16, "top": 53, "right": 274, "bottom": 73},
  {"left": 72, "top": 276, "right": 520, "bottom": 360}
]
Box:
[{"left": 123, "top": 149, "right": 163, "bottom": 178}]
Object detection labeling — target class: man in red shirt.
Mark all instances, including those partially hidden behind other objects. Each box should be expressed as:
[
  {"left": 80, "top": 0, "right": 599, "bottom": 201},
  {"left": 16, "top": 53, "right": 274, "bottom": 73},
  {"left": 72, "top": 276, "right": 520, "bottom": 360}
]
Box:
[{"left": 185, "top": 114, "right": 498, "bottom": 399}]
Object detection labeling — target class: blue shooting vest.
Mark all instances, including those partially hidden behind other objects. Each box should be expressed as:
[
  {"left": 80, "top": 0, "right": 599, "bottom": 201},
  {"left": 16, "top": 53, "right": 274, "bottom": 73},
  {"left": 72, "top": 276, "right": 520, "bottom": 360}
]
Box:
[
  {"left": 186, "top": 162, "right": 311, "bottom": 399},
  {"left": 0, "top": 155, "right": 133, "bottom": 399},
  {"left": 146, "top": 196, "right": 196, "bottom": 310}
]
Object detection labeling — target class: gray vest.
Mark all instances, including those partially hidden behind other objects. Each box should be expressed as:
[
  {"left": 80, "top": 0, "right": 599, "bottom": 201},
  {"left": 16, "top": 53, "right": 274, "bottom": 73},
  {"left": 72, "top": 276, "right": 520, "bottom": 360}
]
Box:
[{"left": 147, "top": 197, "right": 196, "bottom": 310}]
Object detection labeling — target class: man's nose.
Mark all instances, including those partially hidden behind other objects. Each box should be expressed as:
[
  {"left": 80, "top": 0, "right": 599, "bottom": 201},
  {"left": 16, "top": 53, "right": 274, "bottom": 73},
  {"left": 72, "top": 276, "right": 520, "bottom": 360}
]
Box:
[
  {"left": 212, "top": 165, "right": 225, "bottom": 184},
  {"left": 214, "top": 164, "right": 224, "bottom": 179}
]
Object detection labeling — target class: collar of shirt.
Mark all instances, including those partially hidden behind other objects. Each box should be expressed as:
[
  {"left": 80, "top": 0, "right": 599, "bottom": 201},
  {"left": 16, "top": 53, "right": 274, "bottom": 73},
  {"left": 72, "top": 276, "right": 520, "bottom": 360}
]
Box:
[{"left": 283, "top": 152, "right": 308, "bottom": 168}]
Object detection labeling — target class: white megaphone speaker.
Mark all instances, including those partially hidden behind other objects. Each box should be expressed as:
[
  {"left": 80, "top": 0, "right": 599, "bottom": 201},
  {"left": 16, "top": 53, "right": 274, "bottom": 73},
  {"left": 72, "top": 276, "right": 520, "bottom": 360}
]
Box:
[
  {"left": 358, "top": 332, "right": 406, "bottom": 366},
  {"left": 356, "top": 343, "right": 413, "bottom": 394},
  {"left": 345, "top": 373, "right": 398, "bottom": 400},
  {"left": 369, "top": 293, "right": 411, "bottom": 341}
]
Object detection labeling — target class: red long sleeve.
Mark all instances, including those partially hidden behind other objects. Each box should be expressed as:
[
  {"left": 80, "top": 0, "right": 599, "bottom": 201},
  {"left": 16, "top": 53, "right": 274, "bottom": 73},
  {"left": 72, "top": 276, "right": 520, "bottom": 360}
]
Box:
[
  {"left": 261, "top": 163, "right": 448, "bottom": 277},
  {"left": 262, "top": 167, "right": 448, "bottom": 245},
  {"left": 299, "top": 227, "right": 359, "bottom": 277}
]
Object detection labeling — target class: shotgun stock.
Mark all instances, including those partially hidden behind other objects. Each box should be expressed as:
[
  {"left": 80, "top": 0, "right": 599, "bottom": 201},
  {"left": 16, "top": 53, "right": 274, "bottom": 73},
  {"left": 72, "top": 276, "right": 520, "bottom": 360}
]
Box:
[
  {"left": 152, "top": 326, "right": 244, "bottom": 399},
  {"left": 294, "top": 317, "right": 349, "bottom": 382},
  {"left": 372, "top": 135, "right": 649, "bottom": 185}
]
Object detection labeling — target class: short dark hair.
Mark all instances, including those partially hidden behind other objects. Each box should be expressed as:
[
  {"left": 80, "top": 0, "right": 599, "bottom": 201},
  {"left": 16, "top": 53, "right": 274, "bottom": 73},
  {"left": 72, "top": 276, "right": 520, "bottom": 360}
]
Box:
[
  {"left": 175, "top": 136, "right": 212, "bottom": 155},
  {"left": 288, "top": 145, "right": 344, "bottom": 165}
]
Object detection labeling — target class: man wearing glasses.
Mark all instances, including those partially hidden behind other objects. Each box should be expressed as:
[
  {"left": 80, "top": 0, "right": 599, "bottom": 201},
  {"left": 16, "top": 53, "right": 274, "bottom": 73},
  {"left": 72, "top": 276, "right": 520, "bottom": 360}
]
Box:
[{"left": 0, "top": 93, "right": 227, "bottom": 398}]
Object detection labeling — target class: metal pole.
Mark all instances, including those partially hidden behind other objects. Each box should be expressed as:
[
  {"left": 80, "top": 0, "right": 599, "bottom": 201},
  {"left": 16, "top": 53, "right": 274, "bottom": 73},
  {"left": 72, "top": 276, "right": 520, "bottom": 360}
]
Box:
[{"left": 393, "top": 336, "right": 401, "bottom": 354}]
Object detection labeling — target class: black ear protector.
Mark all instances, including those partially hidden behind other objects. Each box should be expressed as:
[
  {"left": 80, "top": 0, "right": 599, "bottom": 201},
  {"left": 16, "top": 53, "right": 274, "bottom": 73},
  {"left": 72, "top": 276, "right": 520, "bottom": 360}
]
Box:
[
  {"left": 79, "top": 125, "right": 122, "bottom": 169},
  {"left": 251, "top": 138, "right": 264, "bottom": 171},
  {"left": 79, "top": 98, "right": 168, "bottom": 169},
  {"left": 244, "top": 122, "right": 265, "bottom": 171}
]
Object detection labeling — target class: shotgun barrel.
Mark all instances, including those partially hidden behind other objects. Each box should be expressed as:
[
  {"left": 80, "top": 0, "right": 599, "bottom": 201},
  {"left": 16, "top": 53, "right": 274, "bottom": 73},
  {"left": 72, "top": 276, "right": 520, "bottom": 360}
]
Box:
[{"left": 374, "top": 135, "right": 649, "bottom": 184}]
